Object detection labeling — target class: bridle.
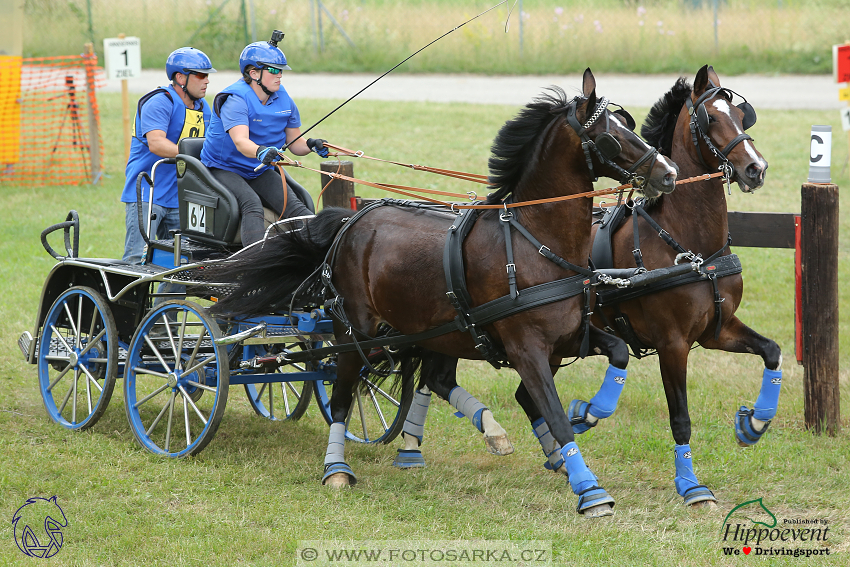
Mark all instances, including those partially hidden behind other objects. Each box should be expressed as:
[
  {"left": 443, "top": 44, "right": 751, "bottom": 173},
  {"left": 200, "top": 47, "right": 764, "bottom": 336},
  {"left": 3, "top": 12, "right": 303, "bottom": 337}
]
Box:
[
  {"left": 684, "top": 82, "right": 757, "bottom": 184},
  {"left": 565, "top": 96, "right": 660, "bottom": 190}
]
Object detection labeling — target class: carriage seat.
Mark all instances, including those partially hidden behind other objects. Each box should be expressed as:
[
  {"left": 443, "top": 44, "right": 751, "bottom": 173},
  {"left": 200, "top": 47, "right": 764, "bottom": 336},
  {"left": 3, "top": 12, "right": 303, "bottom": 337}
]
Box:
[{"left": 175, "top": 137, "right": 315, "bottom": 248}]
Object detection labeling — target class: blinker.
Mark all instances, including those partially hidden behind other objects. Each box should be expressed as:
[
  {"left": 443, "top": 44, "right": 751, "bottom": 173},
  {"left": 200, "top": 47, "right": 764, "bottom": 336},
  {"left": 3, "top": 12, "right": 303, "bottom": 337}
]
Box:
[
  {"left": 614, "top": 108, "right": 636, "bottom": 131},
  {"left": 595, "top": 132, "right": 622, "bottom": 159}
]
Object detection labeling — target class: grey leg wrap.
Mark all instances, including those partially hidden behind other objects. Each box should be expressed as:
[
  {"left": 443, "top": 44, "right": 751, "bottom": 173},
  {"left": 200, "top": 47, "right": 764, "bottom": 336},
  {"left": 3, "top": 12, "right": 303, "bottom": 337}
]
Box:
[
  {"left": 449, "top": 386, "right": 487, "bottom": 432},
  {"left": 323, "top": 422, "right": 356, "bottom": 485},
  {"left": 401, "top": 388, "right": 432, "bottom": 445},
  {"left": 532, "top": 417, "right": 565, "bottom": 471}
]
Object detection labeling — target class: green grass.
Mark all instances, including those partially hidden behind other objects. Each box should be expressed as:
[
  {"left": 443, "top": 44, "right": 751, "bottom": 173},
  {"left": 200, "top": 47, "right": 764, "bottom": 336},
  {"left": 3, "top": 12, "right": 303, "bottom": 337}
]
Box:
[
  {"left": 21, "top": 0, "right": 850, "bottom": 75},
  {"left": 1, "top": 88, "right": 849, "bottom": 566}
]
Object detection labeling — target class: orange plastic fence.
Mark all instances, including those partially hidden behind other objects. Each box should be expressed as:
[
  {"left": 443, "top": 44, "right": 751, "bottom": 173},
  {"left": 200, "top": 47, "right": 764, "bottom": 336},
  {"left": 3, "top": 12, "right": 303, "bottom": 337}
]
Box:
[{"left": 0, "top": 54, "right": 106, "bottom": 187}]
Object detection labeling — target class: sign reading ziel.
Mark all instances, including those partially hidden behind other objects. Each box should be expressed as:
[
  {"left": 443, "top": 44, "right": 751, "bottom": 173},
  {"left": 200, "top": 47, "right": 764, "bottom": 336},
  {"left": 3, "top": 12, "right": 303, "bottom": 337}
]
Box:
[{"left": 103, "top": 37, "right": 141, "bottom": 81}]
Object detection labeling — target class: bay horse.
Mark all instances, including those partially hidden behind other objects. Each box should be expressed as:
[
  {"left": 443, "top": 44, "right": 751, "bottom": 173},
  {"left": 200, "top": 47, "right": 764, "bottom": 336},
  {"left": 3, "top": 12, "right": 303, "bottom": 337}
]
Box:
[
  {"left": 566, "top": 65, "right": 776, "bottom": 507},
  {"left": 205, "top": 69, "right": 678, "bottom": 517}
]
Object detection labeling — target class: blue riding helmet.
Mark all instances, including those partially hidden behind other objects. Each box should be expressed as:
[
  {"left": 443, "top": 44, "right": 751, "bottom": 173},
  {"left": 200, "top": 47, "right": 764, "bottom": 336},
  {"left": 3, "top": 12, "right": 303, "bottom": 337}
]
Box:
[
  {"left": 239, "top": 40, "right": 291, "bottom": 74},
  {"left": 165, "top": 47, "right": 217, "bottom": 81}
]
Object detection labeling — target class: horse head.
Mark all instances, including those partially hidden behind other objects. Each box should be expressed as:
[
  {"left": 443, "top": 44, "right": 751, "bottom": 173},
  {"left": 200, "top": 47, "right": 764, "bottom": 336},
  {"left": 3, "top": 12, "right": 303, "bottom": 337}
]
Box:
[
  {"left": 687, "top": 65, "right": 768, "bottom": 192},
  {"left": 573, "top": 68, "right": 678, "bottom": 199},
  {"left": 12, "top": 496, "right": 68, "bottom": 558}
]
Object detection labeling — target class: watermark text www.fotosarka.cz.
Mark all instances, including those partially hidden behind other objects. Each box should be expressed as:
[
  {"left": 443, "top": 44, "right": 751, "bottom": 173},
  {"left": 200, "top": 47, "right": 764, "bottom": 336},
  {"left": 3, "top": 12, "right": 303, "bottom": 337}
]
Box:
[{"left": 296, "top": 540, "right": 551, "bottom": 566}]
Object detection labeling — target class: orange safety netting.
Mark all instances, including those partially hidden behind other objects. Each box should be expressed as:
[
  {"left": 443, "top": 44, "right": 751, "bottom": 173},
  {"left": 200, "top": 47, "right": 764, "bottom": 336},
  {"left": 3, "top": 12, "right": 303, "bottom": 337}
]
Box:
[{"left": 0, "top": 54, "right": 106, "bottom": 187}]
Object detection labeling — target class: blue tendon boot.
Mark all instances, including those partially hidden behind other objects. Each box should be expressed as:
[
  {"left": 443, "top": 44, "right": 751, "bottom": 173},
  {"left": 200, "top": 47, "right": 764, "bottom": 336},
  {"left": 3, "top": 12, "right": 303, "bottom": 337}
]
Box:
[
  {"left": 736, "top": 368, "right": 782, "bottom": 447},
  {"left": 322, "top": 422, "right": 357, "bottom": 486},
  {"left": 569, "top": 365, "right": 627, "bottom": 434},
  {"left": 393, "top": 388, "right": 431, "bottom": 468},
  {"left": 561, "top": 442, "right": 615, "bottom": 516},
  {"left": 531, "top": 418, "right": 565, "bottom": 474},
  {"left": 673, "top": 444, "right": 716, "bottom": 506}
]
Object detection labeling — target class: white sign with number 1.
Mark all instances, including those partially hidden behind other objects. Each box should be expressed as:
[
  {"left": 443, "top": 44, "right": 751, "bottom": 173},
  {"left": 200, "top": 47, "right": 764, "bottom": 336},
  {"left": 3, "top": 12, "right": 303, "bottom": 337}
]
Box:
[{"left": 103, "top": 37, "right": 141, "bottom": 81}]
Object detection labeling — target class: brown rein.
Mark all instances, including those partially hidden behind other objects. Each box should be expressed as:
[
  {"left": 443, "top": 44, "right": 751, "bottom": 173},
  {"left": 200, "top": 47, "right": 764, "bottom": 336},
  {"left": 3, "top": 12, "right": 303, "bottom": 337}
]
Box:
[{"left": 273, "top": 143, "right": 726, "bottom": 212}]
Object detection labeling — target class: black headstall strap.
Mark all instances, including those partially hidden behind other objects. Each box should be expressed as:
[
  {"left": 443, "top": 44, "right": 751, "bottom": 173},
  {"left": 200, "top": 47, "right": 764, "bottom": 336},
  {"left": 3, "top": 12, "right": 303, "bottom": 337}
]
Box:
[
  {"left": 565, "top": 96, "right": 659, "bottom": 189},
  {"left": 685, "top": 85, "right": 753, "bottom": 181}
]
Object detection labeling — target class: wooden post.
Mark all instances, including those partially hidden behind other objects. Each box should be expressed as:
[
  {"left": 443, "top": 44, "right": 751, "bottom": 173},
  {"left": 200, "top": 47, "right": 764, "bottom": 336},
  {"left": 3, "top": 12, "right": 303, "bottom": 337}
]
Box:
[
  {"left": 320, "top": 160, "right": 355, "bottom": 209},
  {"left": 83, "top": 42, "right": 102, "bottom": 184},
  {"left": 800, "top": 182, "right": 840, "bottom": 435},
  {"left": 118, "top": 33, "right": 131, "bottom": 167}
]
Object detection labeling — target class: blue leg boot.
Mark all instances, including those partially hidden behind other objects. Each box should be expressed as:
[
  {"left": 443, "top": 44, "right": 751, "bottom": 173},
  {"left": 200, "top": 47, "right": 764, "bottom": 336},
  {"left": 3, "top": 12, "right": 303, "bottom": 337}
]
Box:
[
  {"left": 561, "top": 442, "right": 615, "bottom": 516},
  {"left": 736, "top": 368, "right": 782, "bottom": 447},
  {"left": 393, "top": 388, "right": 431, "bottom": 468},
  {"left": 531, "top": 418, "right": 565, "bottom": 474},
  {"left": 673, "top": 444, "right": 715, "bottom": 506},
  {"left": 322, "top": 422, "right": 357, "bottom": 486},
  {"left": 569, "top": 365, "right": 627, "bottom": 434}
]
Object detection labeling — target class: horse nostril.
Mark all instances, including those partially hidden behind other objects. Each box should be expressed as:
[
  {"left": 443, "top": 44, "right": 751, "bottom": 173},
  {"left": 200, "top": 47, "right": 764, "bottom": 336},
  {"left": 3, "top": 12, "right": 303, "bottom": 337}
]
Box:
[
  {"left": 746, "top": 163, "right": 765, "bottom": 183},
  {"left": 663, "top": 172, "right": 676, "bottom": 186}
]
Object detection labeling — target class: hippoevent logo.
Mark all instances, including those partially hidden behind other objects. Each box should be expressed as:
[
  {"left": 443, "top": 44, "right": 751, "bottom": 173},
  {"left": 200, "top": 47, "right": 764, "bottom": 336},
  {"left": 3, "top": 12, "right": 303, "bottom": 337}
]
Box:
[
  {"left": 720, "top": 497, "right": 830, "bottom": 558},
  {"left": 12, "top": 496, "right": 68, "bottom": 558}
]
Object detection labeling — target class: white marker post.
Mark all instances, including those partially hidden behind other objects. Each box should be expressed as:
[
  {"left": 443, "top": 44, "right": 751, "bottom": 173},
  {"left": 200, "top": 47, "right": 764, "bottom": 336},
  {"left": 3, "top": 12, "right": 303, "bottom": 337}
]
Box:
[
  {"left": 808, "top": 126, "right": 832, "bottom": 183},
  {"left": 103, "top": 34, "right": 142, "bottom": 168}
]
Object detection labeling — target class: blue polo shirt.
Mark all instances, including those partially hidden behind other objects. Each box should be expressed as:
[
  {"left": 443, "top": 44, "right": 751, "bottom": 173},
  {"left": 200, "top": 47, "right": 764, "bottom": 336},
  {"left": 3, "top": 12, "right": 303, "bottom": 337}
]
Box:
[
  {"left": 121, "top": 85, "right": 209, "bottom": 208},
  {"left": 200, "top": 80, "right": 301, "bottom": 179}
]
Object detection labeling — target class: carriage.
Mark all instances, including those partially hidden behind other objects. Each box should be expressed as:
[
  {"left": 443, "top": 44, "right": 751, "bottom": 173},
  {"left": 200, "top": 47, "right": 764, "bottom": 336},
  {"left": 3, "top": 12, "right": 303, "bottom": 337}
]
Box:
[{"left": 18, "top": 136, "right": 413, "bottom": 458}]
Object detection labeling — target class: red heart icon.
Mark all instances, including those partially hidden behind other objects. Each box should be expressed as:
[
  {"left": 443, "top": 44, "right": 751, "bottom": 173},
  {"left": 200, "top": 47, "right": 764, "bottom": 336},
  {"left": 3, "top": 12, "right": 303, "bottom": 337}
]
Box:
[{"left": 743, "top": 547, "right": 752, "bottom": 555}]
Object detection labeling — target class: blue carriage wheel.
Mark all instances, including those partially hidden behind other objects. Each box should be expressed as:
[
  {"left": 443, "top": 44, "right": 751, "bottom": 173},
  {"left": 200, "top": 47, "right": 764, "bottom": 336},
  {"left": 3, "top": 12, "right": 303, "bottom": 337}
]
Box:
[
  {"left": 123, "top": 300, "right": 229, "bottom": 458},
  {"left": 37, "top": 286, "right": 118, "bottom": 431},
  {"left": 313, "top": 350, "right": 413, "bottom": 445},
  {"left": 244, "top": 343, "right": 314, "bottom": 422}
]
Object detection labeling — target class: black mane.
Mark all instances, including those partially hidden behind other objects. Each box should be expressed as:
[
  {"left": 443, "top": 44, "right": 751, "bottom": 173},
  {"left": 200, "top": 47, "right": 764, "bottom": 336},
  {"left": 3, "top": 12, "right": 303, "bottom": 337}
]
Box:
[
  {"left": 486, "top": 86, "right": 575, "bottom": 204},
  {"left": 641, "top": 77, "right": 692, "bottom": 157}
]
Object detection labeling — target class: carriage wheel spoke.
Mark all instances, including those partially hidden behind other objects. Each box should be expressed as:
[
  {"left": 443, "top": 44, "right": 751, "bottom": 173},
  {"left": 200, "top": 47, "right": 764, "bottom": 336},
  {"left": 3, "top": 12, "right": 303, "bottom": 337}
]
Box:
[
  {"left": 72, "top": 367, "right": 79, "bottom": 423},
  {"left": 178, "top": 385, "right": 208, "bottom": 425},
  {"left": 183, "top": 396, "right": 192, "bottom": 446},
  {"left": 61, "top": 303, "right": 78, "bottom": 346},
  {"left": 165, "top": 391, "right": 176, "bottom": 452},
  {"left": 144, "top": 335, "right": 174, "bottom": 373},
  {"left": 87, "top": 305, "right": 98, "bottom": 341},
  {"left": 281, "top": 383, "right": 292, "bottom": 417},
  {"left": 185, "top": 380, "right": 217, "bottom": 393},
  {"left": 285, "top": 381, "right": 302, "bottom": 400},
  {"left": 253, "top": 382, "right": 268, "bottom": 403},
  {"left": 134, "top": 382, "right": 170, "bottom": 409},
  {"left": 184, "top": 327, "right": 208, "bottom": 375},
  {"left": 367, "top": 385, "right": 389, "bottom": 430},
  {"left": 161, "top": 314, "right": 180, "bottom": 362},
  {"left": 268, "top": 382, "right": 274, "bottom": 419},
  {"left": 356, "top": 388, "right": 368, "bottom": 442},
  {"left": 50, "top": 325, "right": 74, "bottom": 354},
  {"left": 361, "top": 376, "right": 401, "bottom": 407},
  {"left": 77, "top": 328, "right": 106, "bottom": 357},
  {"left": 57, "top": 372, "right": 76, "bottom": 415},
  {"left": 133, "top": 366, "right": 170, "bottom": 379},
  {"left": 75, "top": 294, "right": 84, "bottom": 349},
  {"left": 80, "top": 364, "right": 103, "bottom": 393},
  {"left": 85, "top": 369, "right": 93, "bottom": 414},
  {"left": 46, "top": 361, "right": 73, "bottom": 392},
  {"left": 182, "top": 355, "right": 216, "bottom": 378},
  {"left": 175, "top": 310, "right": 189, "bottom": 369},
  {"left": 146, "top": 390, "right": 175, "bottom": 436}
]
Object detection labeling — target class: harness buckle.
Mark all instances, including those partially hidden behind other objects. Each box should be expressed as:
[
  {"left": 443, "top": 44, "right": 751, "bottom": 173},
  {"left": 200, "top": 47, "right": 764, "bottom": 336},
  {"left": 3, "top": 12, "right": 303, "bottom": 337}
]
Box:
[
  {"left": 506, "top": 263, "right": 516, "bottom": 274},
  {"left": 500, "top": 202, "right": 513, "bottom": 221},
  {"left": 539, "top": 244, "right": 551, "bottom": 257}
]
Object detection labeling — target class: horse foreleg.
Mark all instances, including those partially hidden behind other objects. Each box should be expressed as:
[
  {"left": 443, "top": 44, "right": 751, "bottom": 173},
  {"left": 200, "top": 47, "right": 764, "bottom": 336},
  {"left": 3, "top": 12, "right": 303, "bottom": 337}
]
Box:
[
  {"left": 393, "top": 385, "right": 431, "bottom": 468},
  {"left": 567, "top": 326, "right": 630, "bottom": 434},
  {"left": 509, "top": 348, "right": 614, "bottom": 517},
  {"left": 322, "top": 351, "right": 361, "bottom": 488},
  {"left": 700, "top": 315, "right": 783, "bottom": 447},
  {"left": 658, "top": 344, "right": 716, "bottom": 507}
]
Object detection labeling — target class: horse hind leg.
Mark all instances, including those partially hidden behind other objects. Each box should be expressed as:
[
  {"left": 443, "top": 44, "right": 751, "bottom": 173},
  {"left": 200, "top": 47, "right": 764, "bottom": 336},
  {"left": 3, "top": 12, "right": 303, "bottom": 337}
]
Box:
[
  {"left": 393, "top": 385, "right": 431, "bottom": 468},
  {"left": 568, "top": 326, "right": 629, "bottom": 434},
  {"left": 516, "top": 382, "right": 566, "bottom": 475},
  {"left": 321, "top": 351, "right": 363, "bottom": 488}
]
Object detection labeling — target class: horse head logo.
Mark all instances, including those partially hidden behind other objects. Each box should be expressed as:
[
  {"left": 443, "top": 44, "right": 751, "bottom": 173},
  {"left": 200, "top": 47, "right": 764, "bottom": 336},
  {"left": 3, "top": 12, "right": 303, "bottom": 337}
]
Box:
[
  {"left": 12, "top": 496, "right": 68, "bottom": 558},
  {"left": 721, "top": 497, "right": 777, "bottom": 533}
]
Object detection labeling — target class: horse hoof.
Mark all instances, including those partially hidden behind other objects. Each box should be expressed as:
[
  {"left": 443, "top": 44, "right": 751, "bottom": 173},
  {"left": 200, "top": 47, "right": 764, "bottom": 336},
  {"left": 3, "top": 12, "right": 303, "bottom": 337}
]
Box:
[
  {"left": 583, "top": 503, "right": 614, "bottom": 518},
  {"left": 393, "top": 449, "right": 426, "bottom": 468},
  {"left": 682, "top": 485, "right": 717, "bottom": 507},
  {"left": 485, "top": 434, "right": 514, "bottom": 456},
  {"left": 735, "top": 406, "right": 770, "bottom": 446},
  {"left": 322, "top": 462, "right": 357, "bottom": 487},
  {"left": 323, "top": 473, "right": 351, "bottom": 489},
  {"left": 568, "top": 399, "right": 597, "bottom": 435},
  {"left": 689, "top": 500, "right": 718, "bottom": 511}
]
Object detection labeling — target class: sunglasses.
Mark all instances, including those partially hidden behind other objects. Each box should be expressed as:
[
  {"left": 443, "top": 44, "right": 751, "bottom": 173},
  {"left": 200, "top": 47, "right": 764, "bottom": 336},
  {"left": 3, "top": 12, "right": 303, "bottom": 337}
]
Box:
[
  {"left": 189, "top": 72, "right": 209, "bottom": 79},
  {"left": 264, "top": 66, "right": 283, "bottom": 75}
]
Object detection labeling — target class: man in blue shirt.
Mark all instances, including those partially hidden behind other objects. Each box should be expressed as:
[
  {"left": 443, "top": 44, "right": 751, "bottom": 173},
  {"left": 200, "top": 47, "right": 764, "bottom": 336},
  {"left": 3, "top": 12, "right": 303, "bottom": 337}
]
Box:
[
  {"left": 121, "top": 47, "right": 216, "bottom": 263},
  {"left": 201, "top": 31, "right": 329, "bottom": 246}
]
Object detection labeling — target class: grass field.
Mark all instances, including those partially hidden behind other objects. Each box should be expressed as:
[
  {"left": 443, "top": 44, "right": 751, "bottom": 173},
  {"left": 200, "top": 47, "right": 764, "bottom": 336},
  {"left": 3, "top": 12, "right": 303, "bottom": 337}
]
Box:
[
  {"left": 22, "top": 0, "right": 850, "bottom": 75},
  {"left": 0, "top": 85, "right": 849, "bottom": 566}
]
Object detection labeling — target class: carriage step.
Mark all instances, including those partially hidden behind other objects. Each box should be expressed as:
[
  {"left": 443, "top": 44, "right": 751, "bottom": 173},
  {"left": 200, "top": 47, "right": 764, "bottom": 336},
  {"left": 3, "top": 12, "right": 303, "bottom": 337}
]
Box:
[{"left": 18, "top": 332, "right": 33, "bottom": 362}]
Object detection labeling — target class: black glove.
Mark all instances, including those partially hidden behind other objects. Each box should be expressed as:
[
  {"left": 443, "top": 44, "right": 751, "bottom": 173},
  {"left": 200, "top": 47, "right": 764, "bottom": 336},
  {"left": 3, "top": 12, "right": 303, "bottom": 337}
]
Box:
[
  {"left": 256, "top": 145, "right": 283, "bottom": 165},
  {"left": 306, "top": 138, "right": 330, "bottom": 158}
]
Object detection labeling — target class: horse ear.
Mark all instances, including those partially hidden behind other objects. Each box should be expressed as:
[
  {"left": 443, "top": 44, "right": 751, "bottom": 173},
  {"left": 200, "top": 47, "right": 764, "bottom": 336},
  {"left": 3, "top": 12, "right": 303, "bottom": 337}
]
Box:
[
  {"left": 693, "top": 65, "right": 709, "bottom": 96},
  {"left": 582, "top": 68, "right": 597, "bottom": 98},
  {"left": 706, "top": 65, "right": 721, "bottom": 88}
]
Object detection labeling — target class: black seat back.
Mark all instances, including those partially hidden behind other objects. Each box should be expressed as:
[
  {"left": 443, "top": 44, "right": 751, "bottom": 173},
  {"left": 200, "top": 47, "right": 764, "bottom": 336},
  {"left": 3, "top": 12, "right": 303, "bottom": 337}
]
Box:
[{"left": 175, "top": 137, "right": 315, "bottom": 248}]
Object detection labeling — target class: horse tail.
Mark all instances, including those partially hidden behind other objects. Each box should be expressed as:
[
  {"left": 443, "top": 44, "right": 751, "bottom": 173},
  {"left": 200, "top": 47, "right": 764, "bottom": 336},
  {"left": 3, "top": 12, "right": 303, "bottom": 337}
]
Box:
[{"left": 198, "top": 207, "right": 351, "bottom": 316}]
